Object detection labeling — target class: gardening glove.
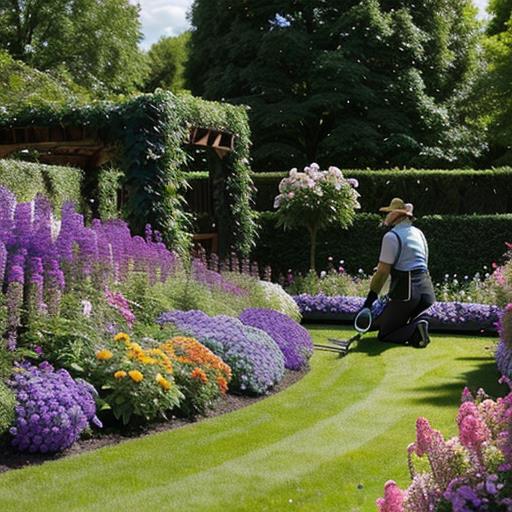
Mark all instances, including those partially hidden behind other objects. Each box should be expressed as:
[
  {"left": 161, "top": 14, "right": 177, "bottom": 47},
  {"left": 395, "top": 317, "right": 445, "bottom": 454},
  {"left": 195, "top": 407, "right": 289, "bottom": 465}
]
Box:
[{"left": 362, "top": 290, "right": 378, "bottom": 310}]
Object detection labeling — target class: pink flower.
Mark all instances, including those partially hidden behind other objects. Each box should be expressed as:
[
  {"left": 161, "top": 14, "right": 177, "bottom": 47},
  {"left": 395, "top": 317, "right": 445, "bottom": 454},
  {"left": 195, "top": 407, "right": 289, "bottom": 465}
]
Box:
[
  {"left": 459, "top": 414, "right": 490, "bottom": 451},
  {"left": 415, "top": 417, "right": 433, "bottom": 457},
  {"left": 376, "top": 480, "right": 405, "bottom": 512},
  {"left": 461, "top": 387, "right": 474, "bottom": 403}
]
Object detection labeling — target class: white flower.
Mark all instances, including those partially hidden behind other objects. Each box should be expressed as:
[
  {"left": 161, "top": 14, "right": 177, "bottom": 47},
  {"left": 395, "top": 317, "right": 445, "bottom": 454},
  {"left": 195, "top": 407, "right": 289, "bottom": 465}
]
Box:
[
  {"left": 320, "top": 271, "right": 327, "bottom": 278},
  {"left": 273, "top": 195, "right": 283, "bottom": 208}
]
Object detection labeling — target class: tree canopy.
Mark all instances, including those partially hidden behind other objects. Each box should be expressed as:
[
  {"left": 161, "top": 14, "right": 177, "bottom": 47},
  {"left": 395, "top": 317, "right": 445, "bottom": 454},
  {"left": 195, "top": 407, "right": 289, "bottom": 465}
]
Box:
[
  {"left": 0, "top": 0, "right": 146, "bottom": 95},
  {"left": 187, "top": 0, "right": 483, "bottom": 170},
  {"left": 144, "top": 33, "right": 190, "bottom": 93}
]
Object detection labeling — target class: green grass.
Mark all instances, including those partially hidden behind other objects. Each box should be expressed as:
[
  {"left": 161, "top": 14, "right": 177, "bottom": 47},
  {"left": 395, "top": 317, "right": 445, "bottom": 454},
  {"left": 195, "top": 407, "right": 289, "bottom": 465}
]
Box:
[{"left": 0, "top": 326, "right": 506, "bottom": 512}]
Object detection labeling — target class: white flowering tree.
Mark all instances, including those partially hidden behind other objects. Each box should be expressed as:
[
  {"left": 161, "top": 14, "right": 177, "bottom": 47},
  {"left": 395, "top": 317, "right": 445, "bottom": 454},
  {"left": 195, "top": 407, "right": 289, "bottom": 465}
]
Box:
[{"left": 274, "top": 163, "right": 360, "bottom": 271}]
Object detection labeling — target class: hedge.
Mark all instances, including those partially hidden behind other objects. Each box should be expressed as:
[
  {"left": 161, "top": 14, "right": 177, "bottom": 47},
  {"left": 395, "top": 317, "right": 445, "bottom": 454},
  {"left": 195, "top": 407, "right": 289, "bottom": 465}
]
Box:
[
  {"left": 0, "top": 159, "right": 83, "bottom": 211},
  {"left": 253, "top": 212, "right": 512, "bottom": 281},
  {"left": 185, "top": 169, "right": 512, "bottom": 215}
]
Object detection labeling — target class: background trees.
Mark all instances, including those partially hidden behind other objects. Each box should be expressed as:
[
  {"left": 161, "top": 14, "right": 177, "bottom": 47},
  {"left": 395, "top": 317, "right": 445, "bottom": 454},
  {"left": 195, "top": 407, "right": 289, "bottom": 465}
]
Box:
[
  {"left": 0, "top": 0, "right": 146, "bottom": 95},
  {"left": 187, "top": 0, "right": 483, "bottom": 170},
  {"left": 144, "top": 33, "right": 190, "bottom": 93}
]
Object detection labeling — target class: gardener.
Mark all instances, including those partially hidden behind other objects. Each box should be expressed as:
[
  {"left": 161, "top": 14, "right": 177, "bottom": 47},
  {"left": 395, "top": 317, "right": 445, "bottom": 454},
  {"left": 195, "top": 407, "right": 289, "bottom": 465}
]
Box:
[{"left": 361, "top": 198, "right": 435, "bottom": 348}]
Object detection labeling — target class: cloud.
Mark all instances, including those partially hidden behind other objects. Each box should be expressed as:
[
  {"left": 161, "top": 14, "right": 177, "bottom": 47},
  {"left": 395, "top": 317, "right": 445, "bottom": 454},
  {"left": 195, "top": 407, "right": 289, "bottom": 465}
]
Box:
[{"left": 131, "top": 0, "right": 193, "bottom": 49}]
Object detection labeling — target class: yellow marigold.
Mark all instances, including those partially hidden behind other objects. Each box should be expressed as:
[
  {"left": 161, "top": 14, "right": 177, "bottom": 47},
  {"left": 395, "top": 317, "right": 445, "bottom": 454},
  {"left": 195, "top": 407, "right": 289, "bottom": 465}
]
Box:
[
  {"left": 128, "top": 370, "right": 144, "bottom": 383},
  {"left": 114, "top": 332, "right": 131, "bottom": 344},
  {"left": 155, "top": 373, "right": 172, "bottom": 391},
  {"left": 114, "top": 370, "right": 127, "bottom": 379},
  {"left": 96, "top": 349, "right": 114, "bottom": 361}
]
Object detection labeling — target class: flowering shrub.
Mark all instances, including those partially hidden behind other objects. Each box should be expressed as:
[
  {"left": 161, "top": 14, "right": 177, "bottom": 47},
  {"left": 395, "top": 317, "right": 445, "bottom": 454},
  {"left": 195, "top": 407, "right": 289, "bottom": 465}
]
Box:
[
  {"left": 377, "top": 380, "right": 512, "bottom": 511},
  {"left": 274, "top": 164, "right": 360, "bottom": 270},
  {"left": 85, "top": 333, "right": 183, "bottom": 424},
  {"left": 0, "top": 379, "right": 15, "bottom": 436},
  {"left": 192, "top": 258, "right": 248, "bottom": 297},
  {"left": 497, "top": 305, "right": 512, "bottom": 379},
  {"left": 257, "top": 281, "right": 302, "bottom": 322},
  {"left": 158, "top": 310, "right": 285, "bottom": 395},
  {"left": 0, "top": 186, "right": 179, "bottom": 348},
  {"left": 105, "top": 289, "right": 136, "bottom": 327},
  {"left": 293, "top": 294, "right": 500, "bottom": 332},
  {"left": 8, "top": 362, "right": 100, "bottom": 453},
  {"left": 239, "top": 308, "right": 313, "bottom": 370},
  {"left": 159, "top": 336, "right": 232, "bottom": 416}
]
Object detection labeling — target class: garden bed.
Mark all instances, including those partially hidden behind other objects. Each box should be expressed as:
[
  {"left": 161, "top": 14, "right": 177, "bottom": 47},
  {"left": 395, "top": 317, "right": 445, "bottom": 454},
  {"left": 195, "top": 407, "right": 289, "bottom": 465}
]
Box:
[
  {"left": 294, "top": 295, "right": 501, "bottom": 335},
  {"left": 0, "top": 368, "right": 307, "bottom": 474}
]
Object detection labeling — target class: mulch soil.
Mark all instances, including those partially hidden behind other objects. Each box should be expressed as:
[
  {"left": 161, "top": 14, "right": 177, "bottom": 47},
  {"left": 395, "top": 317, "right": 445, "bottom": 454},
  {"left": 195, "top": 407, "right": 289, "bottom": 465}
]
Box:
[{"left": 0, "top": 369, "right": 306, "bottom": 474}]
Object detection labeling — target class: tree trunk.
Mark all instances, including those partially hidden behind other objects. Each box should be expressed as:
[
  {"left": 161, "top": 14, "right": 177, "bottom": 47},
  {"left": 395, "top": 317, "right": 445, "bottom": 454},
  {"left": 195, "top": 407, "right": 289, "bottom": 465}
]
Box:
[{"left": 308, "top": 224, "right": 318, "bottom": 271}]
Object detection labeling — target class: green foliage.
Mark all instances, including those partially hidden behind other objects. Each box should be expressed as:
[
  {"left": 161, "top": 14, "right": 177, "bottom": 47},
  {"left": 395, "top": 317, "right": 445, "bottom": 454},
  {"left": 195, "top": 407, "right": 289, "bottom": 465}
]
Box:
[
  {"left": 0, "top": 50, "right": 89, "bottom": 109},
  {"left": 287, "top": 269, "right": 370, "bottom": 298},
  {"left": 0, "top": 0, "right": 146, "bottom": 95},
  {"left": 144, "top": 33, "right": 190, "bottom": 93},
  {"left": 254, "top": 211, "right": 512, "bottom": 281},
  {"left": 188, "top": 168, "right": 512, "bottom": 215},
  {"left": 0, "top": 380, "right": 15, "bottom": 437},
  {"left": 478, "top": 3, "right": 512, "bottom": 165},
  {"left": 0, "top": 91, "right": 256, "bottom": 256},
  {"left": 97, "top": 167, "right": 123, "bottom": 220},
  {"left": 0, "top": 159, "right": 83, "bottom": 211},
  {"left": 187, "top": 0, "right": 483, "bottom": 169},
  {"left": 487, "top": 0, "right": 512, "bottom": 35},
  {"left": 84, "top": 334, "right": 183, "bottom": 425}
]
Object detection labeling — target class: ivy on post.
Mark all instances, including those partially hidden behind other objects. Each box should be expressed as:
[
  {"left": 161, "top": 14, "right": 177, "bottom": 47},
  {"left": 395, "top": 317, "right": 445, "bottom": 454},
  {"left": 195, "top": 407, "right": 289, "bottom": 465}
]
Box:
[{"left": 0, "top": 91, "right": 258, "bottom": 257}]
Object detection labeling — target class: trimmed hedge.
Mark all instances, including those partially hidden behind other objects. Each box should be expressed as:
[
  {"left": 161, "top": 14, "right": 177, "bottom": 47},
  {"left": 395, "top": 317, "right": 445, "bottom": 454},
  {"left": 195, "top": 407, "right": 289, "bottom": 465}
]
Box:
[
  {"left": 186, "top": 169, "right": 512, "bottom": 215},
  {"left": 0, "top": 159, "right": 83, "bottom": 211},
  {"left": 253, "top": 212, "right": 512, "bottom": 281}
]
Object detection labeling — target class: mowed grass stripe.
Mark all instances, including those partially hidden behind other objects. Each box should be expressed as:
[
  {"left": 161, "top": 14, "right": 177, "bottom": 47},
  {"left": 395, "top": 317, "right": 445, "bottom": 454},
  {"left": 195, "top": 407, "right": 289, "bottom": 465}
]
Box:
[{"left": 0, "top": 326, "right": 504, "bottom": 512}]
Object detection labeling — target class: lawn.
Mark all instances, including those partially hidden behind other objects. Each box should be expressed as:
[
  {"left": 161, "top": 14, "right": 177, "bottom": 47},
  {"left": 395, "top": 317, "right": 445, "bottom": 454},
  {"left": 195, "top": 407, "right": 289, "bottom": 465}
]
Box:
[{"left": 0, "top": 326, "right": 505, "bottom": 512}]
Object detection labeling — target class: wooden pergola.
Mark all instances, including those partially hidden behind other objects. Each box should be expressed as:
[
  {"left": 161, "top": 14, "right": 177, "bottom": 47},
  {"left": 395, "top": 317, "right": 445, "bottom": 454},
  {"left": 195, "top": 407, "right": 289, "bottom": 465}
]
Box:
[{"left": 0, "top": 124, "right": 236, "bottom": 165}]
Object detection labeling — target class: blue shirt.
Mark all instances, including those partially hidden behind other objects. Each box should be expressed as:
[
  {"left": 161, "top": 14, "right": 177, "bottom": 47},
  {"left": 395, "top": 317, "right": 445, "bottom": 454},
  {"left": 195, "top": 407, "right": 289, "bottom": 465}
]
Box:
[{"left": 379, "top": 220, "right": 429, "bottom": 271}]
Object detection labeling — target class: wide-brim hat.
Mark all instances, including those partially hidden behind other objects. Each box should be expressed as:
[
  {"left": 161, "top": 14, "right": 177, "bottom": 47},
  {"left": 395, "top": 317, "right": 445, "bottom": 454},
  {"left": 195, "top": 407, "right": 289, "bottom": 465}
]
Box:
[{"left": 379, "top": 197, "right": 413, "bottom": 216}]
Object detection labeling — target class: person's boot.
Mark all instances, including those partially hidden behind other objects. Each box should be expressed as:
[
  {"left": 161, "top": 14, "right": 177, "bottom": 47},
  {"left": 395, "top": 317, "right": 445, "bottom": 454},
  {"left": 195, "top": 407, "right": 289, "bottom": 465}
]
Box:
[{"left": 412, "top": 320, "right": 430, "bottom": 348}]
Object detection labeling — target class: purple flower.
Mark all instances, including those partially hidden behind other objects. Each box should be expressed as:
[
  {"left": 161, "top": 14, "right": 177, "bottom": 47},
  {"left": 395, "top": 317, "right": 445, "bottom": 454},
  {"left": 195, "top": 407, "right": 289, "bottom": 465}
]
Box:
[
  {"left": 239, "top": 308, "right": 313, "bottom": 370},
  {"left": 158, "top": 310, "right": 284, "bottom": 394},
  {"left": 8, "top": 362, "right": 100, "bottom": 453}
]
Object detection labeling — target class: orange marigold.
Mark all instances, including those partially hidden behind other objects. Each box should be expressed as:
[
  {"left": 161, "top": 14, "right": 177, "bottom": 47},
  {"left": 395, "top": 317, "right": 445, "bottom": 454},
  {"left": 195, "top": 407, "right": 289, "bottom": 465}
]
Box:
[
  {"left": 217, "top": 377, "right": 229, "bottom": 393},
  {"left": 191, "top": 367, "right": 208, "bottom": 384},
  {"left": 114, "top": 370, "right": 127, "bottom": 379},
  {"left": 128, "top": 370, "right": 144, "bottom": 383}
]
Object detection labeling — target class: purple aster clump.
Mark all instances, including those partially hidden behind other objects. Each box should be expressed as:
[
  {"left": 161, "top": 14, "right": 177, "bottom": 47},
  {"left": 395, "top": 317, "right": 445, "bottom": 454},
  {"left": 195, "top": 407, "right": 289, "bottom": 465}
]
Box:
[
  {"left": 239, "top": 308, "right": 313, "bottom": 370},
  {"left": 8, "top": 362, "right": 101, "bottom": 453},
  {"left": 158, "top": 310, "right": 285, "bottom": 394}
]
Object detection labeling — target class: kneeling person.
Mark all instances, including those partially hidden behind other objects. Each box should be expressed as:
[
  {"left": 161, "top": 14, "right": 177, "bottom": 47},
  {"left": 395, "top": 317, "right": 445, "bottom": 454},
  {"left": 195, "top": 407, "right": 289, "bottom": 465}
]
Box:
[{"left": 361, "top": 198, "right": 435, "bottom": 348}]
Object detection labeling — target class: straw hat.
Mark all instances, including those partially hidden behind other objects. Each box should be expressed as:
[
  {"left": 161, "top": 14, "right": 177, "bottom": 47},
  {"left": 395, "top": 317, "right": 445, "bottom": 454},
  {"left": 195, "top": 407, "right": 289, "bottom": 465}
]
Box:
[{"left": 379, "top": 197, "right": 413, "bottom": 217}]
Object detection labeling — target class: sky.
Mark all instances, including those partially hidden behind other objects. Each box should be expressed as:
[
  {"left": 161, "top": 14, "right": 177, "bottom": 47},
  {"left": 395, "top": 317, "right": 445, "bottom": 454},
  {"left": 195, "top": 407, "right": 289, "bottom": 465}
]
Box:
[{"left": 134, "top": 0, "right": 490, "bottom": 50}]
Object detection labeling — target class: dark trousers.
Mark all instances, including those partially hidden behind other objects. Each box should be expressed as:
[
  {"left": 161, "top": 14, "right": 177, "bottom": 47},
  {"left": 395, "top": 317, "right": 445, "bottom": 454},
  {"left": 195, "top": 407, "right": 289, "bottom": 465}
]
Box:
[{"left": 373, "top": 272, "right": 436, "bottom": 344}]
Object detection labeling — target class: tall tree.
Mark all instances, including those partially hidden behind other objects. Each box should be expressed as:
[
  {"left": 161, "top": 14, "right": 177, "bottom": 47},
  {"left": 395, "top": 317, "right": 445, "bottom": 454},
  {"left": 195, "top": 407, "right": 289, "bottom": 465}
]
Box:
[
  {"left": 0, "top": 0, "right": 146, "bottom": 95},
  {"left": 144, "top": 32, "right": 190, "bottom": 93},
  {"left": 477, "top": 0, "right": 512, "bottom": 164},
  {"left": 187, "top": 0, "right": 482, "bottom": 170}
]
